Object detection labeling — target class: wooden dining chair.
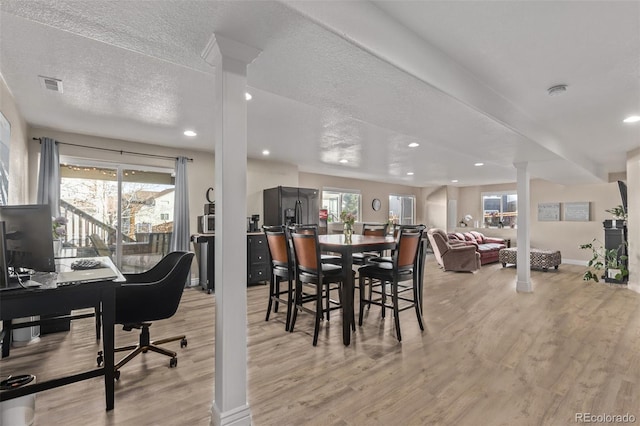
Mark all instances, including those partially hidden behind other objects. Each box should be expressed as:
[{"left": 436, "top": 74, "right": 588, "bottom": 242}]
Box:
[
  {"left": 289, "top": 225, "right": 346, "bottom": 346},
  {"left": 263, "top": 225, "right": 295, "bottom": 331},
  {"left": 353, "top": 223, "right": 389, "bottom": 265},
  {"left": 357, "top": 224, "right": 426, "bottom": 341}
]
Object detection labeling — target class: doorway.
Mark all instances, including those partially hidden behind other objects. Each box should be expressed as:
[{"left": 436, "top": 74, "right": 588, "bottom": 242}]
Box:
[{"left": 59, "top": 159, "right": 175, "bottom": 272}]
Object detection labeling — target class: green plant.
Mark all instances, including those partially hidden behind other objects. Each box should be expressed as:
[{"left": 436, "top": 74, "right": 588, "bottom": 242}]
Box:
[
  {"left": 579, "top": 239, "right": 628, "bottom": 282},
  {"left": 52, "top": 216, "right": 67, "bottom": 240},
  {"left": 605, "top": 205, "right": 627, "bottom": 220}
]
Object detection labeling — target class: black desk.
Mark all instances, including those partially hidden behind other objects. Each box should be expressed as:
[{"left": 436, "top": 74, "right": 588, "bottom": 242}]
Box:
[{"left": 0, "top": 257, "right": 123, "bottom": 411}]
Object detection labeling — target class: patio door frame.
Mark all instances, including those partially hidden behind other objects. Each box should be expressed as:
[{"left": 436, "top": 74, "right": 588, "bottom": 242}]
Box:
[{"left": 60, "top": 155, "right": 174, "bottom": 269}]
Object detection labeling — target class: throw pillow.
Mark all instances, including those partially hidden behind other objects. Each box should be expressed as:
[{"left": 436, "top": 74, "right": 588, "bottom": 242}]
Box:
[{"left": 470, "top": 231, "right": 485, "bottom": 244}]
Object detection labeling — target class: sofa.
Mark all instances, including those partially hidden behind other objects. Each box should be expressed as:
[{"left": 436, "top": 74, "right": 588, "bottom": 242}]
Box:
[
  {"left": 447, "top": 231, "right": 507, "bottom": 265},
  {"left": 427, "top": 228, "right": 481, "bottom": 272}
]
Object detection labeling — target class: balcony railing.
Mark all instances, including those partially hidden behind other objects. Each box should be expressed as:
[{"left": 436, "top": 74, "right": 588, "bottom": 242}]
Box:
[{"left": 60, "top": 200, "right": 135, "bottom": 247}]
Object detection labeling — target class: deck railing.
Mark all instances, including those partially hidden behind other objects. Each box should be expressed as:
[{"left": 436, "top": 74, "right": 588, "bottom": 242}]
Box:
[{"left": 59, "top": 200, "right": 135, "bottom": 247}]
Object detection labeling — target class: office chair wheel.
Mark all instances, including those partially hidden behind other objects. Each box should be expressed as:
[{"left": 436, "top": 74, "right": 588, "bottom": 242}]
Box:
[
  {"left": 180, "top": 338, "right": 187, "bottom": 348},
  {"left": 170, "top": 357, "right": 178, "bottom": 368},
  {"left": 114, "top": 370, "right": 121, "bottom": 381},
  {"left": 97, "top": 351, "right": 104, "bottom": 367}
]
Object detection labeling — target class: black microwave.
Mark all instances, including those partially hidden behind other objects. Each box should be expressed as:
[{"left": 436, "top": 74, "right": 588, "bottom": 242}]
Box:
[{"left": 197, "top": 215, "right": 215, "bottom": 234}]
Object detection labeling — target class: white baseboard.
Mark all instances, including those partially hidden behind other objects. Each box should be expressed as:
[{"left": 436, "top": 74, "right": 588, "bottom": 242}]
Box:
[{"left": 562, "top": 259, "right": 588, "bottom": 266}]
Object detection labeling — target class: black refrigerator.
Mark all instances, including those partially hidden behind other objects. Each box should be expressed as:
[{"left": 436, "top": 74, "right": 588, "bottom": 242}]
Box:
[{"left": 263, "top": 186, "right": 320, "bottom": 226}]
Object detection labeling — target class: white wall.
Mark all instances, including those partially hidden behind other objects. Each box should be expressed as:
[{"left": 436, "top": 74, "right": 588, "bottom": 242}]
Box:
[
  {"left": 421, "top": 185, "right": 447, "bottom": 229},
  {"left": 1, "top": 76, "right": 29, "bottom": 204}
]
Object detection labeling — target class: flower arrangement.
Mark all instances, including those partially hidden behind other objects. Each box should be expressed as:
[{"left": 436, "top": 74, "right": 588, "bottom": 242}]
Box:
[
  {"left": 340, "top": 211, "right": 356, "bottom": 227},
  {"left": 52, "top": 216, "right": 67, "bottom": 240}
]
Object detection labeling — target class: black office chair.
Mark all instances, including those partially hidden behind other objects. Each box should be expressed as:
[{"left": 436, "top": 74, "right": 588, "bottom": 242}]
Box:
[{"left": 97, "top": 251, "right": 194, "bottom": 379}]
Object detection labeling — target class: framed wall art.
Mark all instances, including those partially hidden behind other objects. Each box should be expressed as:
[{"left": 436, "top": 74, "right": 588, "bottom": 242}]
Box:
[{"left": 537, "top": 202, "right": 560, "bottom": 221}]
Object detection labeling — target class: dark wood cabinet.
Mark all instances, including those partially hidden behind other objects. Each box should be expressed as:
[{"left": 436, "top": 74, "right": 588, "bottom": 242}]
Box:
[
  {"left": 193, "top": 233, "right": 269, "bottom": 291},
  {"left": 603, "top": 221, "right": 628, "bottom": 284},
  {"left": 247, "top": 234, "right": 269, "bottom": 284}
]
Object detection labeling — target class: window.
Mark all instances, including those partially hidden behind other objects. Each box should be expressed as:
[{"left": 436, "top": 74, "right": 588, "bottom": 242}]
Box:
[
  {"left": 60, "top": 158, "right": 175, "bottom": 272},
  {"left": 322, "top": 188, "right": 361, "bottom": 223},
  {"left": 482, "top": 191, "right": 517, "bottom": 228},
  {"left": 389, "top": 195, "right": 415, "bottom": 225}
]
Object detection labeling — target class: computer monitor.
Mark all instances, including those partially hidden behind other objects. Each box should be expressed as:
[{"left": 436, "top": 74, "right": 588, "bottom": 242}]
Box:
[{"left": 0, "top": 204, "right": 56, "bottom": 272}]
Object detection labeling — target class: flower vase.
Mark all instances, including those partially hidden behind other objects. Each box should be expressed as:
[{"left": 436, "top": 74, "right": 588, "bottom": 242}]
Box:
[{"left": 343, "top": 223, "right": 353, "bottom": 243}]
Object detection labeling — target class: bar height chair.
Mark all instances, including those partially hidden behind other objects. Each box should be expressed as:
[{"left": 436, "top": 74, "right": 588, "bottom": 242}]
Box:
[
  {"left": 289, "top": 225, "right": 347, "bottom": 346},
  {"left": 358, "top": 225, "right": 425, "bottom": 341},
  {"left": 263, "top": 225, "right": 295, "bottom": 331},
  {"left": 352, "top": 222, "right": 389, "bottom": 265}
]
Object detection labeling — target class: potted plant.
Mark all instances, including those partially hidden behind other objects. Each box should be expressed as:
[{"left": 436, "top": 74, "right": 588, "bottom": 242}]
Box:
[
  {"left": 604, "top": 205, "right": 627, "bottom": 229},
  {"left": 604, "top": 247, "right": 628, "bottom": 282},
  {"left": 579, "top": 238, "right": 628, "bottom": 283},
  {"left": 605, "top": 205, "right": 627, "bottom": 220}
]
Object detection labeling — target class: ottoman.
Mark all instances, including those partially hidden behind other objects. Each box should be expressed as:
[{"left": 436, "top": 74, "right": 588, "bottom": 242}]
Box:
[{"left": 499, "top": 248, "right": 561, "bottom": 272}]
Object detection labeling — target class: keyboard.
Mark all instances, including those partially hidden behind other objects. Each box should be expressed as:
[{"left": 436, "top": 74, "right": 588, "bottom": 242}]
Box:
[{"left": 70, "top": 259, "right": 103, "bottom": 270}]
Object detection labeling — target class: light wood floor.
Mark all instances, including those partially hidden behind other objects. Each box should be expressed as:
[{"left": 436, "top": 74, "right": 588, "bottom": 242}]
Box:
[{"left": 1, "top": 257, "right": 639, "bottom": 425}]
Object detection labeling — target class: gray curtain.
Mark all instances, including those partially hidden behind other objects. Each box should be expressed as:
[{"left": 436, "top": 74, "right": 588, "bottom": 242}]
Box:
[
  {"left": 36, "top": 137, "right": 60, "bottom": 217},
  {"left": 171, "top": 156, "right": 190, "bottom": 252}
]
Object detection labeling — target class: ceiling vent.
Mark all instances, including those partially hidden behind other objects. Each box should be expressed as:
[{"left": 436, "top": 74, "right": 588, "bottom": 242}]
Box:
[{"left": 39, "top": 76, "right": 63, "bottom": 93}]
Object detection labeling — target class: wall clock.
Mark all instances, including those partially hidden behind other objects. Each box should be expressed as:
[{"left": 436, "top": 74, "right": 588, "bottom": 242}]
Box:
[{"left": 372, "top": 198, "right": 381, "bottom": 211}]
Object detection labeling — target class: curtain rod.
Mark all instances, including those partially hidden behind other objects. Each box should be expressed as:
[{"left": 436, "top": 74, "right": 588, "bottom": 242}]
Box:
[{"left": 32, "top": 138, "right": 194, "bottom": 162}]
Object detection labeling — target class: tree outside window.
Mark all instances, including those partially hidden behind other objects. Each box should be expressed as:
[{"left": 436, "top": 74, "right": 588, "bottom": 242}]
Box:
[{"left": 322, "top": 189, "right": 361, "bottom": 223}]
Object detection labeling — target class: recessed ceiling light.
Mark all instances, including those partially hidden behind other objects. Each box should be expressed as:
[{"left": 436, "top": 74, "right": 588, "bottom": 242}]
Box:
[
  {"left": 474, "top": 162, "right": 484, "bottom": 167},
  {"left": 407, "top": 172, "right": 414, "bottom": 176},
  {"left": 623, "top": 115, "right": 640, "bottom": 123},
  {"left": 183, "top": 130, "right": 197, "bottom": 137},
  {"left": 245, "top": 92, "right": 252, "bottom": 101},
  {"left": 262, "top": 150, "right": 270, "bottom": 156},
  {"left": 547, "top": 84, "right": 568, "bottom": 96},
  {"left": 408, "top": 143, "right": 420, "bottom": 148},
  {"left": 339, "top": 159, "right": 348, "bottom": 164},
  {"left": 451, "top": 179, "right": 458, "bottom": 183}
]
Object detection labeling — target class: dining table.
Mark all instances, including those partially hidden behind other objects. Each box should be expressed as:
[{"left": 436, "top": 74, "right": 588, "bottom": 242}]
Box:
[{"left": 318, "top": 234, "right": 397, "bottom": 346}]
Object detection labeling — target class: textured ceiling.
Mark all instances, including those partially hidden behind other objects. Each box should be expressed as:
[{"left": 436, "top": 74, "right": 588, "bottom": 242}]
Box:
[{"left": 1, "top": 0, "right": 638, "bottom": 187}]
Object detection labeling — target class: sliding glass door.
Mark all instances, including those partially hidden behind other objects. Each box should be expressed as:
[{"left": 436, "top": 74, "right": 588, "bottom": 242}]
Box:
[
  {"left": 119, "top": 167, "right": 175, "bottom": 272},
  {"left": 389, "top": 195, "right": 415, "bottom": 225},
  {"left": 59, "top": 159, "right": 175, "bottom": 272}
]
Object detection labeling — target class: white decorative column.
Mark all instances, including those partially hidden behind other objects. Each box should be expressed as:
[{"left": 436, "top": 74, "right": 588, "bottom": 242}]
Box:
[
  {"left": 626, "top": 148, "right": 639, "bottom": 293},
  {"left": 515, "top": 162, "right": 532, "bottom": 292},
  {"left": 202, "top": 35, "right": 260, "bottom": 426}
]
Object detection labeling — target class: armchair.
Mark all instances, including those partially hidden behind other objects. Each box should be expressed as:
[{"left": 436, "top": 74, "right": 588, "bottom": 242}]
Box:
[{"left": 427, "top": 228, "right": 480, "bottom": 272}]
